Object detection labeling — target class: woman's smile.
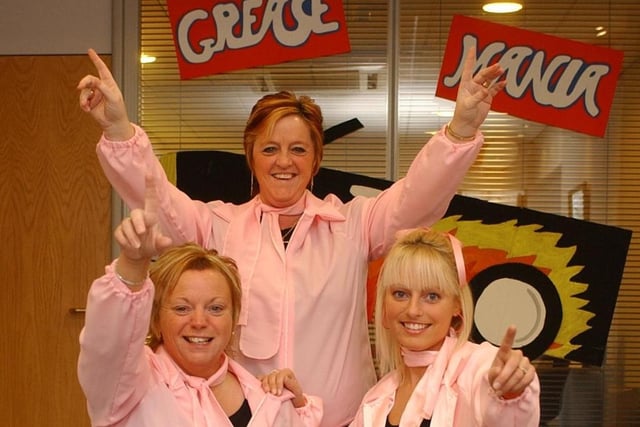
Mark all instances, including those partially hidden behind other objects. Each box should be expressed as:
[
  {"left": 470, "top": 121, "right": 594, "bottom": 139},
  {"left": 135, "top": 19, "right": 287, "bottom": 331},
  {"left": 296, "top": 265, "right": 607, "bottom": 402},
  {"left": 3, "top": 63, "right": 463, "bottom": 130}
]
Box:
[
  {"left": 184, "top": 336, "right": 213, "bottom": 344},
  {"left": 402, "top": 322, "right": 429, "bottom": 333}
]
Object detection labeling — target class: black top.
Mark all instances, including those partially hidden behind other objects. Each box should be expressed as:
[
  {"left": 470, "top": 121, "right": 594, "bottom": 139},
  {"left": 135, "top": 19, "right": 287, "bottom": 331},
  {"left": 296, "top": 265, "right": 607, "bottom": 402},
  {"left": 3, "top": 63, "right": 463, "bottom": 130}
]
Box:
[
  {"left": 385, "top": 416, "right": 431, "bottom": 427},
  {"left": 228, "top": 398, "right": 252, "bottom": 427}
]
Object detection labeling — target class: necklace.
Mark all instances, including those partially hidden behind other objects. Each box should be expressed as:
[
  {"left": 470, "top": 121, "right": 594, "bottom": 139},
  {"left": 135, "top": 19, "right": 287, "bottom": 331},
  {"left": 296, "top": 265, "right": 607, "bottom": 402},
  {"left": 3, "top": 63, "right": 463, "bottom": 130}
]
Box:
[
  {"left": 281, "top": 226, "right": 296, "bottom": 246},
  {"left": 280, "top": 217, "right": 300, "bottom": 247}
]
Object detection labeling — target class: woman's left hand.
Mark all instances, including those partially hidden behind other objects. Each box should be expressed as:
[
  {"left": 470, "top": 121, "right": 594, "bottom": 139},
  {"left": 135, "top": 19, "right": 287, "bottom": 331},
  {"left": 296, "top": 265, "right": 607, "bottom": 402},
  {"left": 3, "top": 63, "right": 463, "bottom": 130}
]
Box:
[
  {"left": 488, "top": 325, "right": 536, "bottom": 399},
  {"left": 259, "top": 368, "right": 307, "bottom": 408},
  {"left": 449, "top": 47, "right": 506, "bottom": 139}
]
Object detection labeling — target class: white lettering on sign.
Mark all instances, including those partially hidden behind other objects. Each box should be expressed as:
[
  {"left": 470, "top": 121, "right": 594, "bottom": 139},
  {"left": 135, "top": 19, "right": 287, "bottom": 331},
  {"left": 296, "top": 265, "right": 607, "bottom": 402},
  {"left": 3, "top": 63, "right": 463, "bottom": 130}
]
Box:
[
  {"left": 443, "top": 35, "right": 611, "bottom": 117},
  {"left": 178, "top": 0, "right": 340, "bottom": 64}
]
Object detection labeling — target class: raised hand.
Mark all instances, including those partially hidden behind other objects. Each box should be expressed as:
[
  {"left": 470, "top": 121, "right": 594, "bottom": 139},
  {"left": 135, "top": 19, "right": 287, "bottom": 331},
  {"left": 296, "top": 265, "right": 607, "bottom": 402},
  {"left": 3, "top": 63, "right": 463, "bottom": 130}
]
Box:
[
  {"left": 488, "top": 325, "right": 536, "bottom": 399},
  {"left": 259, "top": 368, "right": 307, "bottom": 408},
  {"left": 77, "top": 48, "right": 135, "bottom": 141},
  {"left": 114, "top": 175, "right": 173, "bottom": 281},
  {"left": 449, "top": 46, "right": 506, "bottom": 139}
]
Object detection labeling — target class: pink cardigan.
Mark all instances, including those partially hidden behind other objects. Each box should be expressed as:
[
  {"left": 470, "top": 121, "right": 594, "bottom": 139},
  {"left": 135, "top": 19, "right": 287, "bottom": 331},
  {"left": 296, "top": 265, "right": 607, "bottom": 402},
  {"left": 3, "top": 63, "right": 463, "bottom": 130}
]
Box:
[
  {"left": 95, "top": 124, "right": 483, "bottom": 426},
  {"left": 78, "top": 262, "right": 323, "bottom": 427},
  {"left": 349, "top": 338, "right": 540, "bottom": 427}
]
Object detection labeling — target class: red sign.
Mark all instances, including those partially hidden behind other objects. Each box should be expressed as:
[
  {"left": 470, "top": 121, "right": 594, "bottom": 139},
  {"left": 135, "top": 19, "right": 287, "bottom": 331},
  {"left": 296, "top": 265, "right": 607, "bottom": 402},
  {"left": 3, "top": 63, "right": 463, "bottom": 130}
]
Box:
[
  {"left": 166, "top": 0, "right": 351, "bottom": 80},
  {"left": 437, "top": 15, "right": 624, "bottom": 137}
]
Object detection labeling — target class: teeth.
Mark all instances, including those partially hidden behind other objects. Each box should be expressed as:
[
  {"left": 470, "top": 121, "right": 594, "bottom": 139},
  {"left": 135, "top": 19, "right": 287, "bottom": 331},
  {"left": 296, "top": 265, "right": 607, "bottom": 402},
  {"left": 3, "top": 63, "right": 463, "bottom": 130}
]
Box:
[
  {"left": 273, "top": 173, "right": 293, "bottom": 179},
  {"left": 403, "top": 323, "right": 427, "bottom": 330},
  {"left": 186, "top": 337, "right": 211, "bottom": 344}
]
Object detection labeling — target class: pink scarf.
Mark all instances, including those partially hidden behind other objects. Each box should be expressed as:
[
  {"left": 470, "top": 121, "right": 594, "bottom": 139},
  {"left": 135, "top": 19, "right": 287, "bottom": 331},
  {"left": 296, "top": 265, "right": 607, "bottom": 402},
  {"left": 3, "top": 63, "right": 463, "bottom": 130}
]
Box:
[
  {"left": 229, "top": 193, "right": 308, "bottom": 361},
  {"left": 258, "top": 193, "right": 307, "bottom": 217},
  {"left": 400, "top": 335, "right": 458, "bottom": 424},
  {"left": 155, "top": 347, "right": 232, "bottom": 425},
  {"left": 401, "top": 348, "right": 439, "bottom": 367}
]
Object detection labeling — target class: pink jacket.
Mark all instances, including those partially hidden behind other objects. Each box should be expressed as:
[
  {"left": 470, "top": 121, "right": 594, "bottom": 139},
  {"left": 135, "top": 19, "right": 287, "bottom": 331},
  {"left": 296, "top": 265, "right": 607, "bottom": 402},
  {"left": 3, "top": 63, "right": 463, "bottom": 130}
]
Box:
[
  {"left": 96, "top": 124, "right": 483, "bottom": 426},
  {"left": 78, "top": 261, "right": 323, "bottom": 427},
  {"left": 349, "top": 338, "right": 540, "bottom": 427}
]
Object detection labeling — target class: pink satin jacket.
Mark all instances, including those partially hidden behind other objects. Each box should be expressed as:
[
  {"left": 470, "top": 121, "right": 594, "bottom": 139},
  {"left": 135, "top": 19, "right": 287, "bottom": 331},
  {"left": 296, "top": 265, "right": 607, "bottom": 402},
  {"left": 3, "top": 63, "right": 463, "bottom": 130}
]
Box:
[
  {"left": 349, "top": 339, "right": 540, "bottom": 427},
  {"left": 78, "top": 262, "right": 323, "bottom": 427}
]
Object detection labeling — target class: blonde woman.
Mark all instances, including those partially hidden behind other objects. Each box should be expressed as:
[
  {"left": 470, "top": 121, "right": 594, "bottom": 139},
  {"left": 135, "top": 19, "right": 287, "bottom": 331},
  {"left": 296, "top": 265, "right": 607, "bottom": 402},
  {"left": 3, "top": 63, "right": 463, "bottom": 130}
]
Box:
[{"left": 350, "top": 228, "right": 540, "bottom": 427}]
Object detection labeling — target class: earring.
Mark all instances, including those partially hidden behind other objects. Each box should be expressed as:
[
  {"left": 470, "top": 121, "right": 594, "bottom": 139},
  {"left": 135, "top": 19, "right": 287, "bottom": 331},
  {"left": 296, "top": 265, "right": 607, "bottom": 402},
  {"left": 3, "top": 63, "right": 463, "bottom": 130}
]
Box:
[
  {"left": 250, "top": 173, "right": 254, "bottom": 198},
  {"left": 309, "top": 177, "right": 314, "bottom": 193}
]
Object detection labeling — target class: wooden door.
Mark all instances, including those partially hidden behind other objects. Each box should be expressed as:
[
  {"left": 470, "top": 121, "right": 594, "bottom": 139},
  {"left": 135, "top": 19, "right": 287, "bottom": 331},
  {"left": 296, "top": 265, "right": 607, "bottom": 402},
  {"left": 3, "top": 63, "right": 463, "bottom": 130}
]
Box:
[{"left": 0, "top": 55, "right": 112, "bottom": 426}]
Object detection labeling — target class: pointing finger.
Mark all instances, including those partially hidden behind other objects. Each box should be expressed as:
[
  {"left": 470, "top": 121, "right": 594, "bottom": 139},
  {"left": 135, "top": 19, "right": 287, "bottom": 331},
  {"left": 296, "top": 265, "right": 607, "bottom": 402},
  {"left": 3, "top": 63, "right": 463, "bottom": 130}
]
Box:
[
  {"left": 490, "top": 325, "right": 522, "bottom": 394},
  {"left": 88, "top": 48, "right": 115, "bottom": 83},
  {"left": 492, "top": 325, "right": 518, "bottom": 368},
  {"left": 499, "top": 325, "right": 517, "bottom": 353}
]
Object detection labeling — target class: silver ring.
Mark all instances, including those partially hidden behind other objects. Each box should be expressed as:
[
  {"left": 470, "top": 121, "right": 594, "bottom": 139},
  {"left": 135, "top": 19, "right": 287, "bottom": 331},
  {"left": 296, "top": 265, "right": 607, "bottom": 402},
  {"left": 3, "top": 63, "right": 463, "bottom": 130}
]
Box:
[{"left": 270, "top": 369, "right": 278, "bottom": 374}]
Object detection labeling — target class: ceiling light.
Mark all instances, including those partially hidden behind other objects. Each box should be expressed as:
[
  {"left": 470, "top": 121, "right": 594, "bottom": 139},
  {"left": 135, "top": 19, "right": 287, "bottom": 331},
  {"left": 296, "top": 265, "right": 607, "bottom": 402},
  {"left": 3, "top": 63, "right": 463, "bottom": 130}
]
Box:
[
  {"left": 595, "top": 26, "right": 607, "bottom": 37},
  {"left": 482, "top": 2, "right": 523, "bottom": 13},
  {"left": 140, "top": 54, "right": 156, "bottom": 64}
]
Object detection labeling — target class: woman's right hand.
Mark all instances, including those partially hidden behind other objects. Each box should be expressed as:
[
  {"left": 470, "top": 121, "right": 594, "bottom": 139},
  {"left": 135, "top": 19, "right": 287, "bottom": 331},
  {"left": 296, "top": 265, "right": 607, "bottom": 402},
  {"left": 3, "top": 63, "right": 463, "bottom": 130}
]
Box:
[
  {"left": 259, "top": 368, "right": 307, "bottom": 408},
  {"left": 77, "top": 48, "right": 135, "bottom": 141},
  {"left": 488, "top": 325, "right": 536, "bottom": 399}
]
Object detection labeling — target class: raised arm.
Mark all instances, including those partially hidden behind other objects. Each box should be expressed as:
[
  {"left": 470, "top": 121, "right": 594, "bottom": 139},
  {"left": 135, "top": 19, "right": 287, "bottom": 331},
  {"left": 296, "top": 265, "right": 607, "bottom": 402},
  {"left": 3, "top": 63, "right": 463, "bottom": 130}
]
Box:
[
  {"left": 365, "top": 48, "right": 506, "bottom": 257},
  {"left": 77, "top": 176, "right": 172, "bottom": 424},
  {"left": 78, "top": 49, "right": 218, "bottom": 246}
]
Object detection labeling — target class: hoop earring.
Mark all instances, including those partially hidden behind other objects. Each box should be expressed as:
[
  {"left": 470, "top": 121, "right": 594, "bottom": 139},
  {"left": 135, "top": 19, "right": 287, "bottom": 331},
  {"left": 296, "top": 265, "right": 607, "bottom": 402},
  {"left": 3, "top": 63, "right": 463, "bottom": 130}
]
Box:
[{"left": 452, "top": 313, "right": 463, "bottom": 332}]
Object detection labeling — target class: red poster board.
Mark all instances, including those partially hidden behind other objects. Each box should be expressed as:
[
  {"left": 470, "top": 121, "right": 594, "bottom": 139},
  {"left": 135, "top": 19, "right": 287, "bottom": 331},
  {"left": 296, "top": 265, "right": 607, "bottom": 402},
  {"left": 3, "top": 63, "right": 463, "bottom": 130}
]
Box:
[
  {"left": 437, "top": 15, "right": 624, "bottom": 137},
  {"left": 166, "top": 0, "right": 351, "bottom": 80}
]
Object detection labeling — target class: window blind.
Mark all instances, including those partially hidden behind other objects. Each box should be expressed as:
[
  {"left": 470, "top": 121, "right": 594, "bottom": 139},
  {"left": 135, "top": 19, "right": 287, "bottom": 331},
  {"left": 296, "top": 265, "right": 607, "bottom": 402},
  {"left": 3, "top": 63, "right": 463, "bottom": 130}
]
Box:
[{"left": 138, "top": 1, "right": 640, "bottom": 424}]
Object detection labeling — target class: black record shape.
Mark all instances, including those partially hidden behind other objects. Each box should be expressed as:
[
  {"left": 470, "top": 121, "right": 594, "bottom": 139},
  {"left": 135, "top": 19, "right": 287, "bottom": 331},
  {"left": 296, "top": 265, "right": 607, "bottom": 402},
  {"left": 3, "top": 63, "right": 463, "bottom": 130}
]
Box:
[{"left": 469, "top": 262, "right": 562, "bottom": 360}]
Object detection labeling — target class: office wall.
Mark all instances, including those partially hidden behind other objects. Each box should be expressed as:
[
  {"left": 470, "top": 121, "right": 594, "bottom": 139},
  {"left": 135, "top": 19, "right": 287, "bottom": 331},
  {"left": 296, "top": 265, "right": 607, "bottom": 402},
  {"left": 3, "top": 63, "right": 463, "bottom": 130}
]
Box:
[{"left": 0, "top": 0, "right": 111, "bottom": 55}]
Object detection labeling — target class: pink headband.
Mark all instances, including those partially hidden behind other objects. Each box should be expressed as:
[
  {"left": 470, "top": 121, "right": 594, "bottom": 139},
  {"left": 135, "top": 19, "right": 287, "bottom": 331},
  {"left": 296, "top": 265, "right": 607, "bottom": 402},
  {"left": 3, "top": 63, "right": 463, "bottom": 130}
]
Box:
[{"left": 446, "top": 233, "right": 467, "bottom": 288}]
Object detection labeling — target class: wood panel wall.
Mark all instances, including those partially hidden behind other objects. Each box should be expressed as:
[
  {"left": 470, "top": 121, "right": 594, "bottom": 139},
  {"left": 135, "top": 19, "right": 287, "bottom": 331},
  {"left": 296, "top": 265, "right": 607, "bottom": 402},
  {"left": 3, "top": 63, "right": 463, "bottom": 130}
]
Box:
[{"left": 0, "top": 55, "right": 112, "bottom": 426}]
